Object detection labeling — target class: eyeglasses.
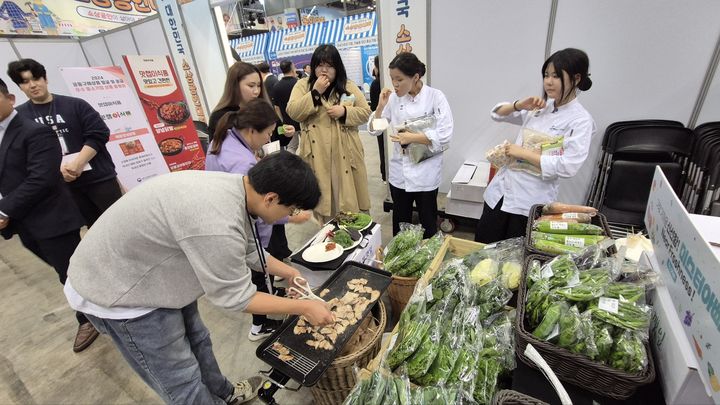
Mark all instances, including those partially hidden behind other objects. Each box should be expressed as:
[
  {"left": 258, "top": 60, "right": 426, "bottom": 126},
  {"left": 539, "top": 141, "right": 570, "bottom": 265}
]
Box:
[{"left": 289, "top": 207, "right": 302, "bottom": 216}]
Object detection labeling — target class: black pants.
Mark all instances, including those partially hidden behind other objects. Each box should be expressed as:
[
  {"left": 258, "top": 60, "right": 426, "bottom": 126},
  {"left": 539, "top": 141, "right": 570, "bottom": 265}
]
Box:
[
  {"left": 474, "top": 197, "right": 528, "bottom": 243},
  {"left": 250, "top": 269, "right": 275, "bottom": 326},
  {"left": 70, "top": 178, "right": 123, "bottom": 227},
  {"left": 389, "top": 184, "right": 438, "bottom": 239},
  {"left": 266, "top": 224, "right": 292, "bottom": 260},
  {"left": 18, "top": 230, "right": 88, "bottom": 325},
  {"left": 376, "top": 134, "right": 386, "bottom": 182}
]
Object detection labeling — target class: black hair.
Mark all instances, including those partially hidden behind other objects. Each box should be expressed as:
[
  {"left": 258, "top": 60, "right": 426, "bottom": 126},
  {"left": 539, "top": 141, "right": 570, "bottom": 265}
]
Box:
[
  {"left": 541, "top": 48, "right": 592, "bottom": 104},
  {"left": 7, "top": 58, "right": 47, "bottom": 85},
  {"left": 308, "top": 44, "right": 349, "bottom": 96},
  {"left": 303, "top": 64, "right": 310, "bottom": 69},
  {"left": 257, "top": 62, "right": 271, "bottom": 73},
  {"left": 388, "top": 52, "right": 426, "bottom": 79},
  {"left": 248, "top": 151, "right": 320, "bottom": 210},
  {"left": 372, "top": 55, "right": 379, "bottom": 78},
  {"left": 279, "top": 60, "right": 294, "bottom": 74},
  {"left": 209, "top": 98, "right": 277, "bottom": 155},
  {"left": 0, "top": 78, "right": 8, "bottom": 95}
]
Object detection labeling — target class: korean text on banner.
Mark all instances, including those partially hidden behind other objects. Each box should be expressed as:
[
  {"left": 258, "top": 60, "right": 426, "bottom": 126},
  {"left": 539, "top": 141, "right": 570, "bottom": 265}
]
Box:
[
  {"left": 59, "top": 66, "right": 169, "bottom": 190},
  {"left": 378, "top": 0, "right": 426, "bottom": 85},
  {"left": 123, "top": 55, "right": 205, "bottom": 172},
  {"left": 156, "top": 0, "right": 208, "bottom": 123},
  {"left": 645, "top": 166, "right": 720, "bottom": 401}
]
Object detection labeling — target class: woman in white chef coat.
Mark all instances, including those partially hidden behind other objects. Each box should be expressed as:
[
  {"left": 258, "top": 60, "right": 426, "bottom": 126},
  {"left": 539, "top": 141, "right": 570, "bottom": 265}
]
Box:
[
  {"left": 474, "top": 48, "right": 596, "bottom": 243},
  {"left": 368, "top": 52, "right": 454, "bottom": 238}
]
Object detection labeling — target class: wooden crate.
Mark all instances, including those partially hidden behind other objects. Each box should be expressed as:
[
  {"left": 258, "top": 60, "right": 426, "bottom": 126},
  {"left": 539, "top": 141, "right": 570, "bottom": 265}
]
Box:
[{"left": 367, "top": 236, "right": 485, "bottom": 372}]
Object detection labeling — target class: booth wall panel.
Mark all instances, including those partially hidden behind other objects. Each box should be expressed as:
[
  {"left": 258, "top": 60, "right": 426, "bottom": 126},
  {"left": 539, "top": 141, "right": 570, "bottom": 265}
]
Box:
[
  {"left": 81, "top": 37, "right": 113, "bottom": 68},
  {"left": 182, "top": 0, "right": 227, "bottom": 113},
  {"left": 551, "top": 0, "right": 720, "bottom": 204},
  {"left": 429, "top": 0, "right": 552, "bottom": 194},
  {"left": 104, "top": 30, "right": 139, "bottom": 67},
  {"left": 131, "top": 18, "right": 171, "bottom": 56},
  {"left": 11, "top": 40, "right": 88, "bottom": 103}
]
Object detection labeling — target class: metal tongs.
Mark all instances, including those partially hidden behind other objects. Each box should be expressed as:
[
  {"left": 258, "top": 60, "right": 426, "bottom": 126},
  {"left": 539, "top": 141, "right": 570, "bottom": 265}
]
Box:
[{"left": 288, "top": 277, "right": 325, "bottom": 302}]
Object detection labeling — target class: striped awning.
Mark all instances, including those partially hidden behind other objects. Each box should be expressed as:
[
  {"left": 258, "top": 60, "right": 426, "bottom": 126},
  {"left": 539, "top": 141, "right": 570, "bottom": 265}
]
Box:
[
  {"left": 323, "top": 12, "right": 377, "bottom": 49},
  {"left": 267, "top": 22, "right": 327, "bottom": 60},
  {"left": 229, "top": 33, "right": 268, "bottom": 64}
]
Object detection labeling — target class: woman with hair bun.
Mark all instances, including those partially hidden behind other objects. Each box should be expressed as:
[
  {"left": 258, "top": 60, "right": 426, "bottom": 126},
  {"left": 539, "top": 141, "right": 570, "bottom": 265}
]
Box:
[
  {"left": 368, "top": 52, "right": 454, "bottom": 238},
  {"left": 475, "top": 48, "right": 596, "bottom": 243}
]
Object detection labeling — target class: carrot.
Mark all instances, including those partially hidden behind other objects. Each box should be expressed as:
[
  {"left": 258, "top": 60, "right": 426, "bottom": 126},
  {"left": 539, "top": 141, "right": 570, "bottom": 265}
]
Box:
[{"left": 542, "top": 202, "right": 598, "bottom": 215}]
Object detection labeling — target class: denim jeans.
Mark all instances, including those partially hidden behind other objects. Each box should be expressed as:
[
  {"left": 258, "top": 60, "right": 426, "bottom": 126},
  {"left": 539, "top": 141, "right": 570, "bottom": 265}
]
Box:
[{"left": 86, "top": 301, "right": 234, "bottom": 404}]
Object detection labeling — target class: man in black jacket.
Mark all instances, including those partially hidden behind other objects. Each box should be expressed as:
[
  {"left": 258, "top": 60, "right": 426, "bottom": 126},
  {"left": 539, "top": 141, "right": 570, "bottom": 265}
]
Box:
[
  {"left": 270, "top": 60, "right": 300, "bottom": 153},
  {"left": 7, "top": 59, "right": 122, "bottom": 227},
  {"left": 0, "top": 78, "right": 98, "bottom": 352}
]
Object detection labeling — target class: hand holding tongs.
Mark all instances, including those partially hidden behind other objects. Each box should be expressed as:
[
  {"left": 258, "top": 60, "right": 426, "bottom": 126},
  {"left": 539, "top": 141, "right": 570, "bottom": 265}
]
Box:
[{"left": 288, "top": 277, "right": 325, "bottom": 302}]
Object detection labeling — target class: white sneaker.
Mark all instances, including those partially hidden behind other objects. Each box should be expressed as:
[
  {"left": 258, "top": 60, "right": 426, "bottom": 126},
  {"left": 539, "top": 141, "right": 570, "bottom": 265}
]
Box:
[{"left": 247, "top": 319, "right": 283, "bottom": 342}]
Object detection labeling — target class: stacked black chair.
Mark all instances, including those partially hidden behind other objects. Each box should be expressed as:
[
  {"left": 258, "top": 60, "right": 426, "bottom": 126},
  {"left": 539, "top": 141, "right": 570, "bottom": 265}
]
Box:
[
  {"left": 684, "top": 122, "right": 720, "bottom": 215},
  {"left": 586, "top": 121, "right": 693, "bottom": 237}
]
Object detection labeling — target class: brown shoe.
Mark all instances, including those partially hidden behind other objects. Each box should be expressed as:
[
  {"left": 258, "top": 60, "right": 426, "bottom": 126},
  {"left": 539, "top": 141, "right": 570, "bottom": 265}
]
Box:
[{"left": 73, "top": 322, "right": 99, "bottom": 352}]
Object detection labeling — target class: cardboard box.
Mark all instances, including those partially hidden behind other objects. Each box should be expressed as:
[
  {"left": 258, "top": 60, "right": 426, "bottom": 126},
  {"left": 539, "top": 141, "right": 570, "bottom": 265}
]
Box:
[
  {"left": 450, "top": 161, "right": 491, "bottom": 202},
  {"left": 445, "top": 190, "right": 484, "bottom": 219},
  {"left": 646, "top": 253, "right": 714, "bottom": 405},
  {"left": 645, "top": 167, "right": 720, "bottom": 402}
]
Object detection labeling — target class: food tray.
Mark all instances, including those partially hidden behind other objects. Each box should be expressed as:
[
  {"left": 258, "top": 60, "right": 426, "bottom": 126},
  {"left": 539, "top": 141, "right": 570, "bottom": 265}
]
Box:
[
  {"left": 256, "top": 261, "right": 391, "bottom": 386},
  {"left": 291, "top": 222, "right": 377, "bottom": 271},
  {"left": 515, "top": 255, "right": 655, "bottom": 400},
  {"left": 524, "top": 204, "right": 616, "bottom": 259}
]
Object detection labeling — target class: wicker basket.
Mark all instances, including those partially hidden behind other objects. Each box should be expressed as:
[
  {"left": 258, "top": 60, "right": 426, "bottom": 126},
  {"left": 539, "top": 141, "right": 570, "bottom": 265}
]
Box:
[
  {"left": 387, "top": 275, "right": 419, "bottom": 319},
  {"left": 516, "top": 255, "right": 655, "bottom": 400},
  {"left": 492, "top": 390, "right": 549, "bottom": 405},
  {"left": 524, "top": 204, "right": 615, "bottom": 259},
  {"left": 313, "top": 301, "right": 386, "bottom": 391},
  {"left": 310, "top": 385, "right": 354, "bottom": 405}
]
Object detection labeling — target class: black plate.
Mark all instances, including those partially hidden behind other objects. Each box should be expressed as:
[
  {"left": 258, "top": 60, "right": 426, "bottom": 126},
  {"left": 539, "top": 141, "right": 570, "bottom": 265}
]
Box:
[
  {"left": 256, "top": 261, "right": 391, "bottom": 386},
  {"left": 157, "top": 101, "right": 190, "bottom": 125},
  {"left": 158, "top": 137, "right": 184, "bottom": 156}
]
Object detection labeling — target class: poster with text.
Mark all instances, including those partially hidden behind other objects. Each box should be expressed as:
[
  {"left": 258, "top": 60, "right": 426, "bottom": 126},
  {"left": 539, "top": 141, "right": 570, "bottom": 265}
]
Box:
[
  {"left": 123, "top": 55, "right": 205, "bottom": 172},
  {"left": 59, "top": 66, "right": 169, "bottom": 190}
]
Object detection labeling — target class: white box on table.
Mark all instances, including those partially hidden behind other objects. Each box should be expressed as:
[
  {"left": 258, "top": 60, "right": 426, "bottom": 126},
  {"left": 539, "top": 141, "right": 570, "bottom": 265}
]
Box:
[{"left": 450, "top": 160, "right": 491, "bottom": 202}]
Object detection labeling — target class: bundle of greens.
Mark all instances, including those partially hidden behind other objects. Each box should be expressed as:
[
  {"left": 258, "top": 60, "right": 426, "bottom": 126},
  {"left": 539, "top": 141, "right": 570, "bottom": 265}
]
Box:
[
  {"left": 384, "top": 223, "right": 424, "bottom": 263},
  {"left": 387, "top": 232, "right": 445, "bottom": 278},
  {"left": 336, "top": 211, "right": 372, "bottom": 230},
  {"left": 609, "top": 330, "right": 647, "bottom": 373}
]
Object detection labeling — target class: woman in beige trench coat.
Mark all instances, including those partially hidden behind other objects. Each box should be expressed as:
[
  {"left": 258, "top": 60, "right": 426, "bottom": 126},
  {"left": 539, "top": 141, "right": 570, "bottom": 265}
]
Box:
[{"left": 287, "top": 44, "right": 372, "bottom": 221}]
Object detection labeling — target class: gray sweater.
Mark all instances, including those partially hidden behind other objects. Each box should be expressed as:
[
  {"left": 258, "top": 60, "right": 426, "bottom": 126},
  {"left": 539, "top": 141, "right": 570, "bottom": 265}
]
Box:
[{"left": 68, "top": 170, "right": 263, "bottom": 312}]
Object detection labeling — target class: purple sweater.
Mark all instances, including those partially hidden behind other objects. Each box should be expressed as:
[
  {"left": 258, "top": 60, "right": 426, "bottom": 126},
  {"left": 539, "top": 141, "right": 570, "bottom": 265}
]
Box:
[{"left": 205, "top": 129, "right": 287, "bottom": 248}]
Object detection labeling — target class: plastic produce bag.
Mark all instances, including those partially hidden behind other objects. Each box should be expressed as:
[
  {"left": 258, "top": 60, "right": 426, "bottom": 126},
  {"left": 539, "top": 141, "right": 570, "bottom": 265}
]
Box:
[
  {"left": 386, "top": 313, "right": 432, "bottom": 370},
  {"left": 589, "top": 298, "right": 652, "bottom": 334},
  {"left": 447, "top": 307, "right": 482, "bottom": 388},
  {"left": 609, "top": 330, "right": 648, "bottom": 373},
  {"left": 342, "top": 375, "right": 371, "bottom": 405},
  {"left": 406, "top": 315, "right": 443, "bottom": 381},
  {"left": 525, "top": 278, "right": 553, "bottom": 329},
  {"left": 592, "top": 319, "right": 614, "bottom": 363},
  {"left": 486, "top": 140, "right": 513, "bottom": 168},
  {"left": 384, "top": 223, "right": 424, "bottom": 264},
  {"left": 554, "top": 269, "right": 612, "bottom": 302},
  {"left": 363, "top": 370, "right": 387, "bottom": 405},
  {"left": 532, "top": 301, "right": 568, "bottom": 341},
  {"left": 390, "top": 232, "right": 446, "bottom": 277},
  {"left": 605, "top": 281, "right": 647, "bottom": 304},
  {"left": 417, "top": 306, "right": 466, "bottom": 386},
  {"left": 508, "top": 127, "right": 562, "bottom": 176},
  {"left": 474, "top": 278, "right": 513, "bottom": 322}
]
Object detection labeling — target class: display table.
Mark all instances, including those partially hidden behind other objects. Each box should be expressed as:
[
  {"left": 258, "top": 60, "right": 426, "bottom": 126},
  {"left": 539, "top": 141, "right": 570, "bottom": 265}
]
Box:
[{"left": 290, "top": 223, "right": 382, "bottom": 288}]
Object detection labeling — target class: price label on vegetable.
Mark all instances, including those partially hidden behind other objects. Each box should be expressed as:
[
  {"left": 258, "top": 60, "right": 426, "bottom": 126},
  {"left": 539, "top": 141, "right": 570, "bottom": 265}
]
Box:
[
  {"left": 565, "top": 236, "right": 586, "bottom": 248},
  {"left": 561, "top": 213, "right": 580, "bottom": 219},
  {"left": 550, "top": 221, "right": 569, "bottom": 230},
  {"left": 424, "top": 284, "right": 433, "bottom": 301},
  {"left": 598, "top": 297, "right": 620, "bottom": 314}
]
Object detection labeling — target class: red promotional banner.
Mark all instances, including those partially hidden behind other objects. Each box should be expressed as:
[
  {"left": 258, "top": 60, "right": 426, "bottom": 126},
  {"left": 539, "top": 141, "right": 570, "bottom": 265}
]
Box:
[{"left": 123, "top": 55, "right": 205, "bottom": 171}]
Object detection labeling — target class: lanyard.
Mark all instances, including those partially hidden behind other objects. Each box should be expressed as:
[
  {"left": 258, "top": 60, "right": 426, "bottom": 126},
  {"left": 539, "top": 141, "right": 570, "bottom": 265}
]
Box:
[{"left": 245, "top": 208, "right": 273, "bottom": 294}]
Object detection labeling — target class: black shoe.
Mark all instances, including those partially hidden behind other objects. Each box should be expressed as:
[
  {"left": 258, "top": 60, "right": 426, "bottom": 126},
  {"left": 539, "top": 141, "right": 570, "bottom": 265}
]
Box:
[{"left": 248, "top": 319, "right": 283, "bottom": 342}]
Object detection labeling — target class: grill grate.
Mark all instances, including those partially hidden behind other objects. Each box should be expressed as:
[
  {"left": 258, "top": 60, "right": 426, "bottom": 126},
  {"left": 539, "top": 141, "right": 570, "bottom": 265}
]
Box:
[{"left": 265, "top": 339, "right": 318, "bottom": 377}]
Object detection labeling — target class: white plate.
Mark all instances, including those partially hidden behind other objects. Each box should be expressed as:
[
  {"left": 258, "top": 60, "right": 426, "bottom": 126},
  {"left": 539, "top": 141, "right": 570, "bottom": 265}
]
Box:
[{"left": 302, "top": 242, "right": 344, "bottom": 263}]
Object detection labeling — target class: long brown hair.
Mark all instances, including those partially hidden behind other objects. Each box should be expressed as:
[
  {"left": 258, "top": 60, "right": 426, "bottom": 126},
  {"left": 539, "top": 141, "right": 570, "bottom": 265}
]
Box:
[
  {"left": 212, "top": 62, "right": 272, "bottom": 140},
  {"left": 209, "top": 98, "right": 277, "bottom": 155}
]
